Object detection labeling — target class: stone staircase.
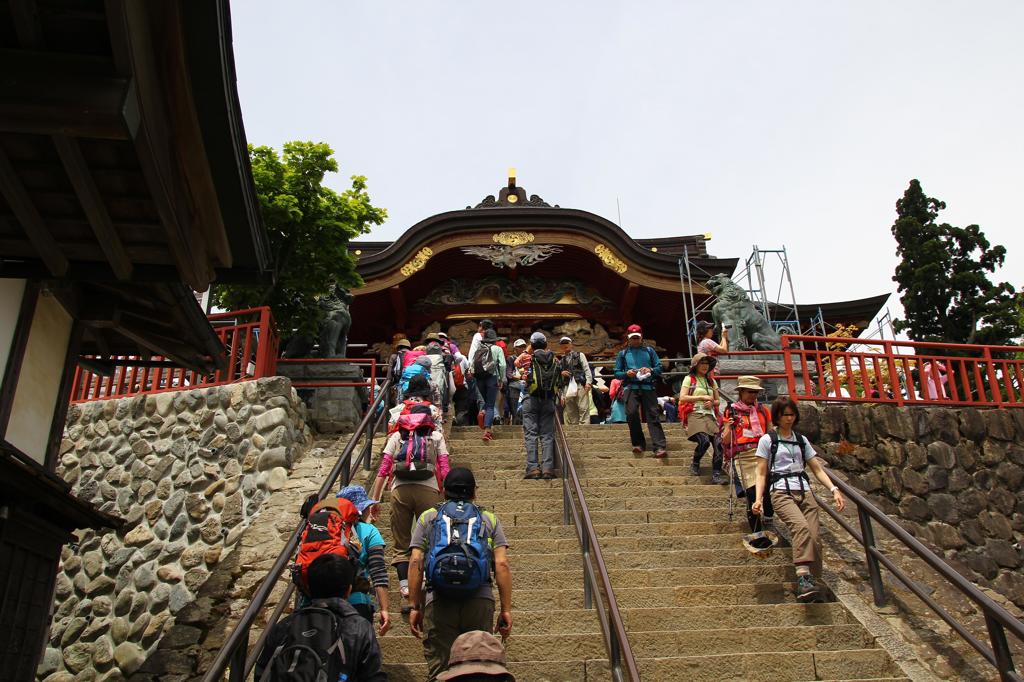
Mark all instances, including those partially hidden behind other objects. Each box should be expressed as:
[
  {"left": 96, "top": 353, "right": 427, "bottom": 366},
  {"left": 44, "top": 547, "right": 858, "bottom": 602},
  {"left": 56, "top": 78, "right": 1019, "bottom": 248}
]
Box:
[{"left": 371, "top": 422, "right": 911, "bottom": 681}]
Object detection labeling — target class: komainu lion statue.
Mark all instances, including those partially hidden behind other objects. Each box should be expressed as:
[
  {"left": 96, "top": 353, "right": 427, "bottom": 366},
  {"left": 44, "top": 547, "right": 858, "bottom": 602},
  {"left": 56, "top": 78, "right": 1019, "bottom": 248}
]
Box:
[{"left": 707, "top": 274, "right": 782, "bottom": 351}]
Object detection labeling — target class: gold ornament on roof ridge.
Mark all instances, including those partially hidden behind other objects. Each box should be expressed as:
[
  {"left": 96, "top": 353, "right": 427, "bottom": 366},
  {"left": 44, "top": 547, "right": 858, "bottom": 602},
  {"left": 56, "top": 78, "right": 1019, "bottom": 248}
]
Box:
[
  {"left": 492, "top": 232, "right": 535, "bottom": 247},
  {"left": 594, "top": 244, "right": 628, "bottom": 274},
  {"left": 401, "top": 247, "right": 434, "bottom": 277}
]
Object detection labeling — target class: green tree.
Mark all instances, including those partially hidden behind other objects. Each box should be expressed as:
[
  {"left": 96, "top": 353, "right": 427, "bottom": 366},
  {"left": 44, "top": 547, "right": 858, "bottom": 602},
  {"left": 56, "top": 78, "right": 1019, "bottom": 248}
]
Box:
[
  {"left": 212, "top": 142, "right": 386, "bottom": 337},
  {"left": 891, "top": 179, "right": 1021, "bottom": 345}
]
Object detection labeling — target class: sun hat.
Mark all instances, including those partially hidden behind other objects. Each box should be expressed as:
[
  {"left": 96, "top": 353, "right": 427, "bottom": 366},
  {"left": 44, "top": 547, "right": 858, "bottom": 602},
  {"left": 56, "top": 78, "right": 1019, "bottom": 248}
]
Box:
[
  {"left": 626, "top": 324, "right": 642, "bottom": 339},
  {"left": 444, "top": 467, "right": 477, "bottom": 498},
  {"left": 512, "top": 338, "right": 527, "bottom": 348},
  {"left": 436, "top": 630, "right": 515, "bottom": 681},
  {"left": 424, "top": 333, "right": 442, "bottom": 344},
  {"left": 559, "top": 336, "right": 572, "bottom": 344},
  {"left": 395, "top": 338, "right": 411, "bottom": 349},
  {"left": 337, "top": 485, "right": 380, "bottom": 515},
  {"left": 742, "top": 529, "right": 780, "bottom": 559},
  {"left": 736, "top": 376, "right": 766, "bottom": 392}
]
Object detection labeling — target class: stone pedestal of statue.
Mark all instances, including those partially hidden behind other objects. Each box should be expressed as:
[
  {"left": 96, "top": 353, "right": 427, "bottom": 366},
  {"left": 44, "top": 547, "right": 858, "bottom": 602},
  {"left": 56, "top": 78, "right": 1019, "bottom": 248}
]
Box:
[
  {"left": 717, "top": 357, "right": 814, "bottom": 401},
  {"left": 276, "top": 362, "right": 367, "bottom": 433}
]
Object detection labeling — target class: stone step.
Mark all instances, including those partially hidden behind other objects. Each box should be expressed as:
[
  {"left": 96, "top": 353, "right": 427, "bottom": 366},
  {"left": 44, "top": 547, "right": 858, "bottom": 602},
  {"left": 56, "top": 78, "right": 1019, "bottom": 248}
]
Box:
[
  {"left": 525, "top": 533, "right": 753, "bottom": 553},
  {"left": 589, "top": 648, "right": 903, "bottom": 681},
  {"left": 450, "top": 440, "right": 696, "bottom": 453},
  {"left": 503, "top": 521, "right": 750, "bottom": 541},
  {"left": 383, "top": 659, "right": 586, "bottom": 682},
  {"left": 379, "top": 624, "right": 873, "bottom": 662},
  {"left": 378, "top": 507, "right": 737, "bottom": 526},
  {"left": 383, "top": 565, "right": 795, "bottom": 594},
  {"left": 473, "top": 548, "right": 792, "bottom": 571},
  {"left": 376, "top": 494, "right": 732, "bottom": 515},
  {"left": 425, "top": 482, "right": 727, "bottom": 500}
]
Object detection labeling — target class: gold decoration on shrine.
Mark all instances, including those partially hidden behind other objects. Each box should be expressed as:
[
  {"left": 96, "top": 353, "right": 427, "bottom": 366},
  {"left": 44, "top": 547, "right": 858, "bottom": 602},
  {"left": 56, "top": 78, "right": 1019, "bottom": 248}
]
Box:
[
  {"left": 594, "top": 244, "right": 628, "bottom": 274},
  {"left": 492, "top": 231, "right": 535, "bottom": 247},
  {"left": 400, "top": 247, "right": 434, "bottom": 277}
]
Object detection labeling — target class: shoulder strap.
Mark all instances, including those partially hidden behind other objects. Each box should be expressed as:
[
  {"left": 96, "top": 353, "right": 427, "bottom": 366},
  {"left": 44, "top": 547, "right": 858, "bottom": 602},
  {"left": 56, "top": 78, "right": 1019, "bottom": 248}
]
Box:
[
  {"left": 768, "top": 431, "right": 780, "bottom": 472},
  {"left": 792, "top": 429, "right": 809, "bottom": 465},
  {"left": 684, "top": 375, "right": 696, "bottom": 396},
  {"left": 646, "top": 346, "right": 657, "bottom": 366}
]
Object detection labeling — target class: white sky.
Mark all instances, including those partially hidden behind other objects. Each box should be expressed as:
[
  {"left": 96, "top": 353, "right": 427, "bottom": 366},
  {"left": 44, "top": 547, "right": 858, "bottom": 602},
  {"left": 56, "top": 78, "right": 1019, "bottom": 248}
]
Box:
[{"left": 230, "top": 1, "right": 1024, "bottom": 335}]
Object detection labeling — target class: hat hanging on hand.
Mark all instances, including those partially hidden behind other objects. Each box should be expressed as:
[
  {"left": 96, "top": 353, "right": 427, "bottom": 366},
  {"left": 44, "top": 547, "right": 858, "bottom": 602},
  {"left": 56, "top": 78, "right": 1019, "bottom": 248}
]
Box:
[
  {"left": 627, "top": 324, "right": 643, "bottom": 339},
  {"left": 742, "top": 529, "right": 780, "bottom": 559},
  {"left": 436, "top": 630, "right": 515, "bottom": 681}
]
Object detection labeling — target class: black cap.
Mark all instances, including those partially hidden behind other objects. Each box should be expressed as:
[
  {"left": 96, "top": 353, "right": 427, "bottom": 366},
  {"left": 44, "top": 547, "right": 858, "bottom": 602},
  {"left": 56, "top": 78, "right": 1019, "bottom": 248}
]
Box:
[
  {"left": 444, "top": 467, "right": 476, "bottom": 498},
  {"left": 404, "top": 375, "right": 432, "bottom": 399},
  {"left": 482, "top": 328, "right": 498, "bottom": 343}
]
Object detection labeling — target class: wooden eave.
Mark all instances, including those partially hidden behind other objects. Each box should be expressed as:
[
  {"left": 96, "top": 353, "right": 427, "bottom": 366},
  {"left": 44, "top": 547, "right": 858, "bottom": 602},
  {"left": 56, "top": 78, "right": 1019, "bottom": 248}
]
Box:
[
  {"left": 352, "top": 206, "right": 738, "bottom": 283},
  {"left": 0, "top": 0, "right": 269, "bottom": 289}
]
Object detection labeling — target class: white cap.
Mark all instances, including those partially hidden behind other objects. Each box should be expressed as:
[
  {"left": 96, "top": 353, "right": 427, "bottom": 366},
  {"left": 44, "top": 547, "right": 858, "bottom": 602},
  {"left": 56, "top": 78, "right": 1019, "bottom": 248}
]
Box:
[
  {"left": 559, "top": 336, "right": 572, "bottom": 344},
  {"left": 513, "top": 338, "right": 527, "bottom": 348},
  {"left": 627, "top": 331, "right": 642, "bottom": 339}
]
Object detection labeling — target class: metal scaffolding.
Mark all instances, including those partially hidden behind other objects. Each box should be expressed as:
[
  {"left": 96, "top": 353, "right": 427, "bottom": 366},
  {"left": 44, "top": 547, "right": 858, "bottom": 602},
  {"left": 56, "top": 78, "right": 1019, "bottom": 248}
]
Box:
[{"left": 679, "top": 243, "right": 803, "bottom": 357}]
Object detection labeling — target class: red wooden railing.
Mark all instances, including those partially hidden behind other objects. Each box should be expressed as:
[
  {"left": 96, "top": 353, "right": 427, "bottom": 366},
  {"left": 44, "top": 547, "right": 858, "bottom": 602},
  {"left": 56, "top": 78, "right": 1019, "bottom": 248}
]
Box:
[
  {"left": 781, "top": 335, "right": 1024, "bottom": 408},
  {"left": 69, "top": 307, "right": 280, "bottom": 403}
]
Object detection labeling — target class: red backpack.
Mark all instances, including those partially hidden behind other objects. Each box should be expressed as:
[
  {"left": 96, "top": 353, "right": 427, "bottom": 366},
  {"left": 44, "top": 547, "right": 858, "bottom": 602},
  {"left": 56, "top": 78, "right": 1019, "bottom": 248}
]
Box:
[
  {"left": 393, "top": 411, "right": 437, "bottom": 481},
  {"left": 293, "top": 497, "right": 361, "bottom": 594}
]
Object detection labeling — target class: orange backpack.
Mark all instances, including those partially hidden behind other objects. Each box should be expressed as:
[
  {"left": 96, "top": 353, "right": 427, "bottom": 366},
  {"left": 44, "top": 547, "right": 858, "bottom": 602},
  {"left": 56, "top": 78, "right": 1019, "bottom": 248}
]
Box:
[{"left": 293, "top": 497, "right": 361, "bottom": 594}]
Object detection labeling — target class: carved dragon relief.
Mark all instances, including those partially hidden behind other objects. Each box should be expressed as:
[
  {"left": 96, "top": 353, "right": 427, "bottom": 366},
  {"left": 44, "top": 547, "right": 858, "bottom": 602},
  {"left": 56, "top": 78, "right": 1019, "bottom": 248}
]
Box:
[
  {"left": 460, "top": 244, "right": 563, "bottom": 269},
  {"left": 416, "top": 276, "right": 613, "bottom": 309}
]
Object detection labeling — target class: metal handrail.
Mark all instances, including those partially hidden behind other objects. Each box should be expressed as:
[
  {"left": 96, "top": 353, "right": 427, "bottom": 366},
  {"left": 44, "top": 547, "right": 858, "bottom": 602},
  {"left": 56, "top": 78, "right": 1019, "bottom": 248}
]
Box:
[
  {"left": 202, "top": 377, "right": 393, "bottom": 682},
  {"left": 554, "top": 417, "right": 641, "bottom": 682},
  {"left": 816, "top": 470, "right": 1024, "bottom": 682}
]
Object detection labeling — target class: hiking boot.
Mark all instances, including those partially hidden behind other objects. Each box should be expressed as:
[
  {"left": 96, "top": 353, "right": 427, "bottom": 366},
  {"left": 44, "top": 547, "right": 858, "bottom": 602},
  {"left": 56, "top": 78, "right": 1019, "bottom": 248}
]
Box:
[
  {"left": 477, "top": 410, "right": 485, "bottom": 429},
  {"left": 796, "top": 575, "right": 820, "bottom": 603},
  {"left": 711, "top": 470, "right": 726, "bottom": 485},
  {"left": 689, "top": 462, "right": 701, "bottom": 476},
  {"left": 631, "top": 446, "right": 643, "bottom": 455},
  {"left": 653, "top": 449, "right": 668, "bottom": 459},
  {"left": 524, "top": 469, "right": 542, "bottom": 480},
  {"left": 541, "top": 470, "right": 556, "bottom": 480}
]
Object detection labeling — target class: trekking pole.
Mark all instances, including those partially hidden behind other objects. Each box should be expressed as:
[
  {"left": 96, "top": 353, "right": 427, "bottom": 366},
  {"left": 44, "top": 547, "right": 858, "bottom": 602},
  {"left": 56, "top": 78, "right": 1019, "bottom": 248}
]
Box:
[{"left": 719, "top": 386, "right": 739, "bottom": 523}]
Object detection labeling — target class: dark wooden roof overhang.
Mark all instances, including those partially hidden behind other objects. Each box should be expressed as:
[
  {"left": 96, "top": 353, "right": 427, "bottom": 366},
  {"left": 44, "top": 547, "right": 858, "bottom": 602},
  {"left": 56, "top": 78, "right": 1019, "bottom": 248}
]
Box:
[
  {"left": 353, "top": 206, "right": 738, "bottom": 283},
  {"left": 777, "top": 293, "right": 891, "bottom": 334},
  {"left": 0, "top": 0, "right": 270, "bottom": 372}
]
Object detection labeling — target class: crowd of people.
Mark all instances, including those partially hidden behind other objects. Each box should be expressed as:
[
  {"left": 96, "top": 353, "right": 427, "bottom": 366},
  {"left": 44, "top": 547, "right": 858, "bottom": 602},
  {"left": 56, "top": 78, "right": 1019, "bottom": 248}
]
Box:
[{"left": 254, "top": 320, "right": 844, "bottom": 680}]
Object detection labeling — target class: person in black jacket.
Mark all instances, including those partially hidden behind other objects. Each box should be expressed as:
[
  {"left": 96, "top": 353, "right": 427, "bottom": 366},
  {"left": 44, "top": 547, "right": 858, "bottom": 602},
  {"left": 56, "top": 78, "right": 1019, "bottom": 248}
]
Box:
[{"left": 255, "top": 554, "right": 387, "bottom": 681}]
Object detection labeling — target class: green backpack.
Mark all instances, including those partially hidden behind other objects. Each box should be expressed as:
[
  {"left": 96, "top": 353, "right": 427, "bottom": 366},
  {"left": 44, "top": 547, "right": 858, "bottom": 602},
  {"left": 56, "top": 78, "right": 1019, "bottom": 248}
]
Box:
[{"left": 527, "top": 351, "right": 560, "bottom": 397}]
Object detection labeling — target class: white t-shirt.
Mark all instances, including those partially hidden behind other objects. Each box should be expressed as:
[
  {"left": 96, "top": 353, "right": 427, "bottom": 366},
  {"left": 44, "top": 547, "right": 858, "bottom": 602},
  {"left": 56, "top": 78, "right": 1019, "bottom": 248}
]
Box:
[{"left": 755, "top": 432, "right": 815, "bottom": 492}]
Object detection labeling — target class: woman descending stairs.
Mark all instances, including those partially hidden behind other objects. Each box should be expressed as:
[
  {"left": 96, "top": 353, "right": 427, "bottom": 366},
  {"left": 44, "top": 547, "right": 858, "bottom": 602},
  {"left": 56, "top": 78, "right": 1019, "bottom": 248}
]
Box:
[{"left": 370, "top": 423, "right": 910, "bottom": 681}]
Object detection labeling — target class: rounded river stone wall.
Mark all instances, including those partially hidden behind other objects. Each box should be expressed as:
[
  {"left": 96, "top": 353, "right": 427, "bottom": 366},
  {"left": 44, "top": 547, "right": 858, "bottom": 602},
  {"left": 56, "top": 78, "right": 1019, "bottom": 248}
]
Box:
[{"left": 37, "top": 377, "right": 313, "bottom": 682}]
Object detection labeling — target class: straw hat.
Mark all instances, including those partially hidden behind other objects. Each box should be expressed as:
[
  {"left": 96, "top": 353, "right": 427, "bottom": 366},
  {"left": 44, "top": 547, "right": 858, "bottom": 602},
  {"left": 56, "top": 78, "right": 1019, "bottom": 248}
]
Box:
[{"left": 736, "top": 375, "right": 765, "bottom": 392}]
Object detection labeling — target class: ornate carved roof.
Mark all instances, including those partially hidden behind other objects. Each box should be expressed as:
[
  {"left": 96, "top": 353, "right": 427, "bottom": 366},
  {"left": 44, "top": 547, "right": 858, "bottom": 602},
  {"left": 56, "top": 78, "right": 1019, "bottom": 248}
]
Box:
[{"left": 468, "top": 176, "right": 556, "bottom": 209}]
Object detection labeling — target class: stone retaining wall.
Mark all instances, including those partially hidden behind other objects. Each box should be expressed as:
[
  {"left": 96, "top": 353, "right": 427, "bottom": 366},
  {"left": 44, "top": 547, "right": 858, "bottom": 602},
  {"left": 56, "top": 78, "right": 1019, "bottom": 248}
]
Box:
[
  {"left": 799, "top": 402, "right": 1024, "bottom": 608},
  {"left": 38, "top": 377, "right": 313, "bottom": 681}
]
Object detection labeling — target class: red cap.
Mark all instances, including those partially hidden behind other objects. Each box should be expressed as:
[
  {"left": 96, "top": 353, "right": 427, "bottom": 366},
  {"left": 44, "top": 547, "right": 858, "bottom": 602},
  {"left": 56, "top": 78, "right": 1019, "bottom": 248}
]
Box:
[{"left": 627, "top": 324, "right": 642, "bottom": 333}]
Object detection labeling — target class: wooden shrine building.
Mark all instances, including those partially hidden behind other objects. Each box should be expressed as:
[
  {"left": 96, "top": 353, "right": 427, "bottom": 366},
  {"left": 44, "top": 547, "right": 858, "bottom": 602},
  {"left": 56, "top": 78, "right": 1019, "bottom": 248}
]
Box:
[
  {"left": 348, "top": 174, "right": 889, "bottom": 360},
  {"left": 0, "top": 2, "right": 269, "bottom": 678}
]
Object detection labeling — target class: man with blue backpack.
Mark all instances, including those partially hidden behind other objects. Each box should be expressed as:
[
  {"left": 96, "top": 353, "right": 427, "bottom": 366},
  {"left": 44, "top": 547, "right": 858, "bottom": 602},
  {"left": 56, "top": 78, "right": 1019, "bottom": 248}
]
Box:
[
  {"left": 614, "top": 323, "right": 668, "bottom": 457},
  {"left": 407, "top": 468, "right": 513, "bottom": 682}
]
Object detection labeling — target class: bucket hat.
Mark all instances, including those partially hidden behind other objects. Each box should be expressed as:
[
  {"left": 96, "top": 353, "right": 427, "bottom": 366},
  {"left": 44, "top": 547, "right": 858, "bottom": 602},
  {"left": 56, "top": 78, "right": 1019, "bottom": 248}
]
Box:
[
  {"left": 395, "top": 338, "right": 411, "bottom": 349},
  {"left": 742, "top": 529, "right": 780, "bottom": 558},
  {"left": 482, "top": 329, "right": 498, "bottom": 343},
  {"left": 436, "top": 630, "right": 515, "bottom": 681},
  {"left": 337, "top": 485, "right": 380, "bottom": 515},
  {"left": 736, "top": 376, "right": 766, "bottom": 392}
]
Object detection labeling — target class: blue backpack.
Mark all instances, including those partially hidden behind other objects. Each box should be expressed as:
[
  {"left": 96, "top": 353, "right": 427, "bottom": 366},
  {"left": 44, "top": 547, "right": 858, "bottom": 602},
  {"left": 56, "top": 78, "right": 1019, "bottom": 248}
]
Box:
[
  {"left": 426, "top": 500, "right": 491, "bottom": 596},
  {"left": 400, "top": 364, "right": 430, "bottom": 393}
]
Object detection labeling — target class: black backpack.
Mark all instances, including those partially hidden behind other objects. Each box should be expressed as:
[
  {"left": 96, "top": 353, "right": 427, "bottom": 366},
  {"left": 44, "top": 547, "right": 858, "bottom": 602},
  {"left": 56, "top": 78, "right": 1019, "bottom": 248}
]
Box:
[
  {"left": 259, "top": 605, "right": 350, "bottom": 682},
  {"left": 473, "top": 343, "right": 496, "bottom": 378},
  {"left": 527, "top": 352, "right": 559, "bottom": 397},
  {"left": 767, "top": 430, "right": 812, "bottom": 491}
]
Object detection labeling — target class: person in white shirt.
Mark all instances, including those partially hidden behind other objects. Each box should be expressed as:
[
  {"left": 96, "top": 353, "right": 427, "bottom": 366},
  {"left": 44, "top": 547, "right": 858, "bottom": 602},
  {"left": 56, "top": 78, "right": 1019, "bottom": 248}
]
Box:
[{"left": 752, "top": 396, "right": 845, "bottom": 603}]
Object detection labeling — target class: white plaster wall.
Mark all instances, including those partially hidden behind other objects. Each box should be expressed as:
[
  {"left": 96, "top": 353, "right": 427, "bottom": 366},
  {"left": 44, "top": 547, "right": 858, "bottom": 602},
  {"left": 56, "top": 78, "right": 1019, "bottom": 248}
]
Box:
[
  {"left": 6, "top": 292, "right": 72, "bottom": 465},
  {"left": 0, "top": 278, "right": 26, "bottom": 387}
]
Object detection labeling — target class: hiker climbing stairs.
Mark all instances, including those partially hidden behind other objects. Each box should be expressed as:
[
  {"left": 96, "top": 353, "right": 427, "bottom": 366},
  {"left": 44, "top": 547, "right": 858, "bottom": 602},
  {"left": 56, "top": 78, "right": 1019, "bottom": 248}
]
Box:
[
  {"left": 369, "top": 423, "right": 910, "bottom": 681},
  {"left": 370, "top": 424, "right": 605, "bottom": 681},
  {"left": 565, "top": 422, "right": 910, "bottom": 681}
]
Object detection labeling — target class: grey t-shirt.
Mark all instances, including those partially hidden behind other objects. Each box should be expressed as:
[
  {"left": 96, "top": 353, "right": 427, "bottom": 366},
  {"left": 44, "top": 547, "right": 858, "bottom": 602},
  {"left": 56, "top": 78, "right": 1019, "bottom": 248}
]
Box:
[
  {"left": 410, "top": 503, "right": 508, "bottom": 604},
  {"left": 755, "top": 432, "right": 815, "bottom": 492}
]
